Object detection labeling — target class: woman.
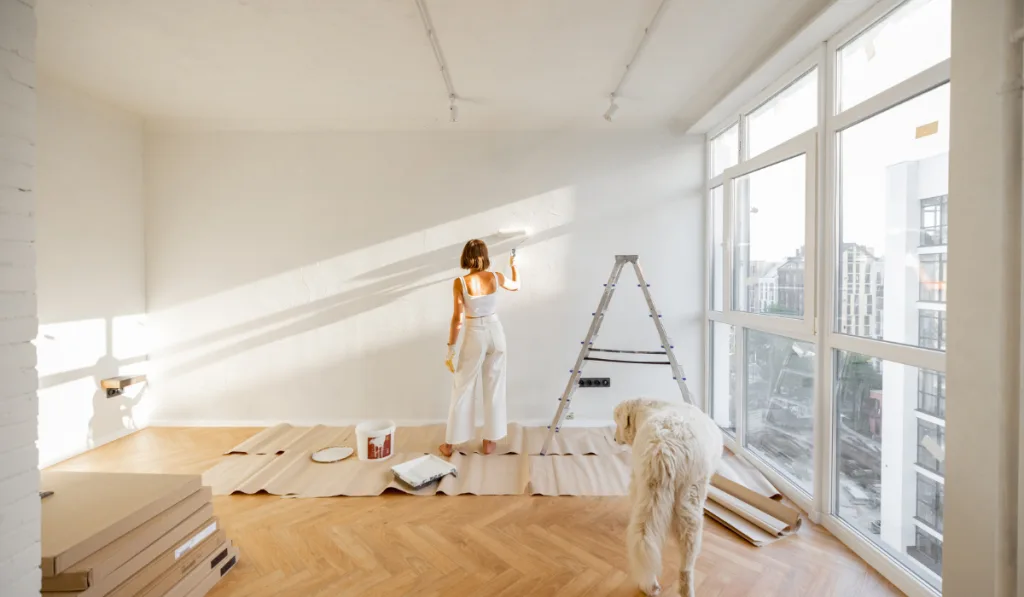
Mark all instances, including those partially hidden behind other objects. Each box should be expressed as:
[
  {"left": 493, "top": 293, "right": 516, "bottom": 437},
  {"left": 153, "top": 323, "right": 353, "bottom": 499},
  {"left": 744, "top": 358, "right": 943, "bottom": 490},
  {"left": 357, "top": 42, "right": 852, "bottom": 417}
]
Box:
[{"left": 440, "top": 239, "right": 520, "bottom": 457}]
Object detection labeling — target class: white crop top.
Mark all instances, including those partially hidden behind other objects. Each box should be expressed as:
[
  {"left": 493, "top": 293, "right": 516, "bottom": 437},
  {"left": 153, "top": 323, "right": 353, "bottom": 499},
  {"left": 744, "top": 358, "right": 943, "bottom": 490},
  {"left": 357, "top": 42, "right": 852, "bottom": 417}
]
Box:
[{"left": 462, "top": 272, "right": 500, "bottom": 318}]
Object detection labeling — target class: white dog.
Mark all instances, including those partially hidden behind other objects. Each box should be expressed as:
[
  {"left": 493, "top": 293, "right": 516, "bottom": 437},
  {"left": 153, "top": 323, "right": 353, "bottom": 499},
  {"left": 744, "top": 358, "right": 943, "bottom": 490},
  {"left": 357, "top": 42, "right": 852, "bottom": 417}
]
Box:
[{"left": 614, "top": 398, "right": 724, "bottom": 597}]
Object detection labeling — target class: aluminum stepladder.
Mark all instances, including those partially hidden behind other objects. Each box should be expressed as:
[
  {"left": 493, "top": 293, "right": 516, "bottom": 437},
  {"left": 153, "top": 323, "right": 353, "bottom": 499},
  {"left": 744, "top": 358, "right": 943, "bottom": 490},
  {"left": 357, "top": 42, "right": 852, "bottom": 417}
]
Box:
[{"left": 539, "top": 255, "right": 695, "bottom": 455}]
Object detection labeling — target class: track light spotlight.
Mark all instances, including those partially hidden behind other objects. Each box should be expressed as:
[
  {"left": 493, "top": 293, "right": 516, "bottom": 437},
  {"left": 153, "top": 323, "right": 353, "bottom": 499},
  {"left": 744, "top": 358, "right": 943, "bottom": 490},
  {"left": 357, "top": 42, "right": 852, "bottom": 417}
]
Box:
[{"left": 603, "top": 97, "right": 619, "bottom": 122}]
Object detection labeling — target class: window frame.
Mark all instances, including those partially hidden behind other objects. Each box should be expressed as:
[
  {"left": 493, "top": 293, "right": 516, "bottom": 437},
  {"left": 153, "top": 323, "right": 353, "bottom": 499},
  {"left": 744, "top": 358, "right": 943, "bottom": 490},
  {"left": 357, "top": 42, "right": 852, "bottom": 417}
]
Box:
[
  {"left": 721, "top": 130, "right": 819, "bottom": 339},
  {"left": 702, "top": 0, "right": 950, "bottom": 595}
]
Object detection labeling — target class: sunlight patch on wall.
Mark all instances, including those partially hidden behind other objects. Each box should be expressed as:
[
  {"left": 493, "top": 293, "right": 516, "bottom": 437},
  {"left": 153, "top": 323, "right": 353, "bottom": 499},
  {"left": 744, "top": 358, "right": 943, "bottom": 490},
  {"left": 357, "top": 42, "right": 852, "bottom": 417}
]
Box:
[
  {"left": 112, "top": 314, "right": 148, "bottom": 360},
  {"left": 148, "top": 187, "right": 577, "bottom": 392},
  {"left": 37, "top": 376, "right": 95, "bottom": 466},
  {"left": 35, "top": 318, "right": 105, "bottom": 377}
]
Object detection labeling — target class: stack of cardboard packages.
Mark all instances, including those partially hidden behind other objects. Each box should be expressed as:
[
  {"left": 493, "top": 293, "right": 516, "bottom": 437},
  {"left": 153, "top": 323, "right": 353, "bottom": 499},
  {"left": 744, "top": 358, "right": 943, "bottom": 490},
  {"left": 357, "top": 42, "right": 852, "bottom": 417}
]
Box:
[{"left": 40, "top": 471, "right": 238, "bottom": 597}]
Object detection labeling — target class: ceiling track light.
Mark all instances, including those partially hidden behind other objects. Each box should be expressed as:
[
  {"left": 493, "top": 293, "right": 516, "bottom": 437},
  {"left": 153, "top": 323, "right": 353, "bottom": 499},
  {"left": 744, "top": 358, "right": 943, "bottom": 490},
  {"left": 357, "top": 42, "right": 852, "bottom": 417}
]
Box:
[
  {"left": 604, "top": 95, "right": 619, "bottom": 122},
  {"left": 415, "top": 0, "right": 460, "bottom": 124},
  {"left": 605, "top": 0, "right": 673, "bottom": 121}
]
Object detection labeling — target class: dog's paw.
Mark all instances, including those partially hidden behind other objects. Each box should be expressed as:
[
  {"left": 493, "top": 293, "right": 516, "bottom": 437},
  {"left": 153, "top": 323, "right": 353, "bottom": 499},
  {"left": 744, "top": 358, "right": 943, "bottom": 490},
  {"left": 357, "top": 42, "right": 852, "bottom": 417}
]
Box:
[{"left": 637, "top": 578, "right": 661, "bottom": 596}]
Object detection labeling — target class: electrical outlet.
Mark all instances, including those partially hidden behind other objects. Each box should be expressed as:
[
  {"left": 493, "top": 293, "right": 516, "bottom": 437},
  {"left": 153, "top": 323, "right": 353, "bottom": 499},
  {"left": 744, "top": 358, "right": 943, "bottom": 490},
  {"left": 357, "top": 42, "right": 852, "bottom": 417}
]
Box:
[
  {"left": 578, "top": 377, "right": 611, "bottom": 388},
  {"left": 566, "top": 412, "right": 575, "bottom": 420}
]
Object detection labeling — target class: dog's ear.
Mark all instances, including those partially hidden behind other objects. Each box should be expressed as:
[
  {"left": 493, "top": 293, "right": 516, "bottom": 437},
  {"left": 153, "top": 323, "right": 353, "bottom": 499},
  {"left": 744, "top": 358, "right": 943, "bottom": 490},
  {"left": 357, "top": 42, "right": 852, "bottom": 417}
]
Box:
[{"left": 626, "top": 413, "right": 632, "bottom": 432}]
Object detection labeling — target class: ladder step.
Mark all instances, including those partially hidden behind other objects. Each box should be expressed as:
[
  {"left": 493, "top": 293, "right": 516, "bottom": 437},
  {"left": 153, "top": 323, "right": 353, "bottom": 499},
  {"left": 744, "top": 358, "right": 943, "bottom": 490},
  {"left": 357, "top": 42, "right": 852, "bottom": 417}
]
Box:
[
  {"left": 584, "top": 356, "right": 671, "bottom": 365},
  {"left": 589, "top": 348, "right": 666, "bottom": 355}
]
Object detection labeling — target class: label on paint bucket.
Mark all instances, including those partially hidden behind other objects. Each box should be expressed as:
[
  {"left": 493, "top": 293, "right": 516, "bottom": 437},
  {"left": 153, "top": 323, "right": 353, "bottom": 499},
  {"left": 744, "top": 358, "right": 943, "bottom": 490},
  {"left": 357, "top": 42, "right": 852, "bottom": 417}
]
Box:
[{"left": 367, "top": 433, "right": 392, "bottom": 459}]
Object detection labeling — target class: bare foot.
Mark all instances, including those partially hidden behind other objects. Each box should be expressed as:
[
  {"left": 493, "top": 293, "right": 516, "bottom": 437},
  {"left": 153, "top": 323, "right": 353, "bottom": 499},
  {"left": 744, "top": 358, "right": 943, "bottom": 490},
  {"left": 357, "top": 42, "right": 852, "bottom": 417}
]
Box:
[
  {"left": 482, "top": 440, "right": 496, "bottom": 455},
  {"left": 439, "top": 443, "right": 453, "bottom": 457}
]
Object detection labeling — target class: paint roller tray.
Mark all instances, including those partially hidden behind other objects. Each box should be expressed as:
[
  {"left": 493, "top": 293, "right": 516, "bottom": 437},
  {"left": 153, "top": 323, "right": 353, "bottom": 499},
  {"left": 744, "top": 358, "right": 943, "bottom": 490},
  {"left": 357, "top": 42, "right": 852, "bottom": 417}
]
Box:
[{"left": 391, "top": 455, "right": 457, "bottom": 490}]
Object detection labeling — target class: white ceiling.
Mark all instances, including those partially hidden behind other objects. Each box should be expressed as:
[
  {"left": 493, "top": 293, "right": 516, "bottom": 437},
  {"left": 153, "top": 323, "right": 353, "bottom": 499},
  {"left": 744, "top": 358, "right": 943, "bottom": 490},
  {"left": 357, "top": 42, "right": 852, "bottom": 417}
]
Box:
[{"left": 36, "top": 0, "right": 829, "bottom": 130}]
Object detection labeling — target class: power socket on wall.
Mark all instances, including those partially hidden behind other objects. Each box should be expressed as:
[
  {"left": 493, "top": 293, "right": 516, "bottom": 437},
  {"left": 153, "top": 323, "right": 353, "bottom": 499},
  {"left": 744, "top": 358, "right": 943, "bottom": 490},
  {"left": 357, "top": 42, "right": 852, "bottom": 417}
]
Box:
[{"left": 578, "top": 378, "right": 610, "bottom": 388}]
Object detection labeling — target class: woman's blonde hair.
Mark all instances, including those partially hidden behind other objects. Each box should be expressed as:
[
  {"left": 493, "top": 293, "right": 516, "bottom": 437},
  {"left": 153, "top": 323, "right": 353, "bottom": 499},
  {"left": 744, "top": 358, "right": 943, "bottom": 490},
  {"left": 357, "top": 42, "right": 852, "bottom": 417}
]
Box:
[{"left": 460, "top": 239, "right": 490, "bottom": 270}]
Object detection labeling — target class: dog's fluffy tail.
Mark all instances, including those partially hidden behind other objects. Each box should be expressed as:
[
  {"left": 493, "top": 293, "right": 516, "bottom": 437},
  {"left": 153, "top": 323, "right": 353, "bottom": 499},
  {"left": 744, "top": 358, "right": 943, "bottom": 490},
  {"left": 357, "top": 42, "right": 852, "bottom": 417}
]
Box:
[{"left": 647, "top": 441, "right": 677, "bottom": 488}]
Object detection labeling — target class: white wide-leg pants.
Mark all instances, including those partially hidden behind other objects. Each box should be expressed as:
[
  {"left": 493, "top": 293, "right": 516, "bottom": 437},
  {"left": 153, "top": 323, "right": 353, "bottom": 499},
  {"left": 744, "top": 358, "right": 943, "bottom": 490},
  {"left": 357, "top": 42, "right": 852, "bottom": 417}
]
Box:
[{"left": 446, "top": 314, "right": 507, "bottom": 445}]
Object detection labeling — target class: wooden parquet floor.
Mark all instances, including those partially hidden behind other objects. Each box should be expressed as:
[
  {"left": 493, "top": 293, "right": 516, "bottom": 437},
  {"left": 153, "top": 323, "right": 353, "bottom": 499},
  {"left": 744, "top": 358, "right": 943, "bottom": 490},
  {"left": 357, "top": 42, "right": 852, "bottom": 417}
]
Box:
[{"left": 50, "top": 428, "right": 903, "bottom": 597}]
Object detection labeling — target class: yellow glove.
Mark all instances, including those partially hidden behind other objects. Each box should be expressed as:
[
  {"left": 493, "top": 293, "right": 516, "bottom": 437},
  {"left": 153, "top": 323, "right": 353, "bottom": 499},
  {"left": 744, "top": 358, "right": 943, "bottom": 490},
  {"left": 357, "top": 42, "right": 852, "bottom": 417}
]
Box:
[{"left": 445, "top": 345, "right": 456, "bottom": 373}]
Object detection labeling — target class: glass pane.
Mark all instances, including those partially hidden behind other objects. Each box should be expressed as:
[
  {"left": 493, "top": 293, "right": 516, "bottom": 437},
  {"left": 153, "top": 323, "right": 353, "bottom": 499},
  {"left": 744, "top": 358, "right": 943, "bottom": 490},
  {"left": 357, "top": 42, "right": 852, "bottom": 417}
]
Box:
[
  {"left": 917, "top": 370, "right": 945, "bottom": 418},
  {"left": 710, "top": 186, "right": 724, "bottom": 311},
  {"left": 709, "top": 322, "right": 736, "bottom": 434},
  {"left": 710, "top": 124, "right": 739, "bottom": 177},
  {"left": 837, "top": 83, "right": 949, "bottom": 349},
  {"left": 835, "top": 350, "right": 945, "bottom": 589},
  {"left": 838, "top": 0, "right": 951, "bottom": 111},
  {"left": 744, "top": 329, "right": 815, "bottom": 494},
  {"left": 746, "top": 68, "right": 818, "bottom": 158},
  {"left": 733, "top": 155, "right": 807, "bottom": 318}
]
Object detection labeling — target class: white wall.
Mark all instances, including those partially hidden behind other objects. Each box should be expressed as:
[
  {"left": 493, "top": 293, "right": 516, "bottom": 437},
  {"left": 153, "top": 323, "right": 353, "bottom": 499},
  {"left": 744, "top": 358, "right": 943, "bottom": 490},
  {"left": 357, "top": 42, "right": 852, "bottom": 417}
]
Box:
[
  {"left": 34, "top": 74, "right": 148, "bottom": 467},
  {"left": 0, "top": 1, "right": 40, "bottom": 594},
  {"left": 143, "top": 130, "right": 704, "bottom": 426},
  {"left": 945, "top": 0, "right": 1022, "bottom": 594}
]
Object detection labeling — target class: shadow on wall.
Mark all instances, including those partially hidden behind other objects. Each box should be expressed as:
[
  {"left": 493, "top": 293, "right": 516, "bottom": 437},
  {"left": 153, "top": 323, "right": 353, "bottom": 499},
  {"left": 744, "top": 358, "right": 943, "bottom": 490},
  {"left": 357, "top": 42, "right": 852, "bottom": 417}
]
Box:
[
  {"left": 144, "top": 132, "right": 706, "bottom": 424},
  {"left": 37, "top": 318, "right": 147, "bottom": 467},
  {"left": 152, "top": 267, "right": 699, "bottom": 425},
  {"left": 152, "top": 231, "right": 526, "bottom": 370},
  {"left": 144, "top": 131, "right": 678, "bottom": 311}
]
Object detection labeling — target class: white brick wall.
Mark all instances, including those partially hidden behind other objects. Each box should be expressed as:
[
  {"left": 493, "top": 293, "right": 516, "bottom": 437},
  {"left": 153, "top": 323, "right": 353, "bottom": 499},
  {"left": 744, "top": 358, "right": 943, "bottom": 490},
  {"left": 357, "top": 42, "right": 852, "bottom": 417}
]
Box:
[{"left": 0, "top": 0, "right": 39, "bottom": 595}]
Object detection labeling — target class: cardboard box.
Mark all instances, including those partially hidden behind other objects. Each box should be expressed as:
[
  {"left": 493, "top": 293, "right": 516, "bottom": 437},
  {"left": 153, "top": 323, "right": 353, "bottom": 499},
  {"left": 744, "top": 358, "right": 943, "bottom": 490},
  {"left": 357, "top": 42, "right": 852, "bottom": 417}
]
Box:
[
  {"left": 114, "top": 528, "right": 226, "bottom": 597},
  {"left": 43, "top": 487, "right": 213, "bottom": 591},
  {"left": 162, "top": 540, "right": 235, "bottom": 597},
  {"left": 183, "top": 545, "right": 239, "bottom": 597},
  {"left": 41, "top": 471, "right": 201, "bottom": 577}
]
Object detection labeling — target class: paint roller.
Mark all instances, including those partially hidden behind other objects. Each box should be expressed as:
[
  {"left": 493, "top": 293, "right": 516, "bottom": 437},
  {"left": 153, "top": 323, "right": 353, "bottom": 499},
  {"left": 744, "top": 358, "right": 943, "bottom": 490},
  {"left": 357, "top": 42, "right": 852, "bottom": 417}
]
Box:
[{"left": 497, "top": 227, "right": 530, "bottom": 257}]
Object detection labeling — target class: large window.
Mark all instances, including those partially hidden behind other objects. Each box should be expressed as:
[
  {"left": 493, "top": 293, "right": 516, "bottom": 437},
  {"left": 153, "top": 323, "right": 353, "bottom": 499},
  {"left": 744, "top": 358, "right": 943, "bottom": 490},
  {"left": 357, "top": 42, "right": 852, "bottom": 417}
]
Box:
[
  {"left": 706, "top": 124, "right": 817, "bottom": 498},
  {"left": 745, "top": 330, "right": 815, "bottom": 494},
  {"left": 837, "top": 0, "right": 951, "bottom": 111},
  {"left": 837, "top": 82, "right": 950, "bottom": 348},
  {"left": 704, "top": 0, "right": 950, "bottom": 593},
  {"left": 732, "top": 156, "right": 808, "bottom": 317},
  {"left": 746, "top": 69, "right": 819, "bottom": 159}
]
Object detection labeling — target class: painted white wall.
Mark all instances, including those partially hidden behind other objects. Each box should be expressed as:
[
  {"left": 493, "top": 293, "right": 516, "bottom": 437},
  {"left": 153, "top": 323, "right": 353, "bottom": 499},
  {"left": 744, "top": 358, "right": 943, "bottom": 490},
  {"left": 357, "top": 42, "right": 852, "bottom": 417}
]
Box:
[
  {"left": 0, "top": 1, "right": 40, "bottom": 594},
  {"left": 34, "top": 74, "right": 148, "bottom": 467},
  {"left": 143, "top": 130, "right": 704, "bottom": 426},
  {"left": 945, "top": 0, "right": 1022, "bottom": 594}
]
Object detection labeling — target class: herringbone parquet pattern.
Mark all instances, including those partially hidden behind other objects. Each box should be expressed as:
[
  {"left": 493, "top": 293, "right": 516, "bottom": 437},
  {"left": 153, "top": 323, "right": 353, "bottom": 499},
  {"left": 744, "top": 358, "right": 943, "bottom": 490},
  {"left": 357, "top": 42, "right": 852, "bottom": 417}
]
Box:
[{"left": 51, "top": 428, "right": 903, "bottom": 597}]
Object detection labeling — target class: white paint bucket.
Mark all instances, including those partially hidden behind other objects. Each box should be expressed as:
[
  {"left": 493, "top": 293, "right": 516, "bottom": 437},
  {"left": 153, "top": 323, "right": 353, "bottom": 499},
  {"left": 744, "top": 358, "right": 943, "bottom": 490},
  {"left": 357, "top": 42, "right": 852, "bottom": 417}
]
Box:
[{"left": 355, "top": 420, "right": 396, "bottom": 462}]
